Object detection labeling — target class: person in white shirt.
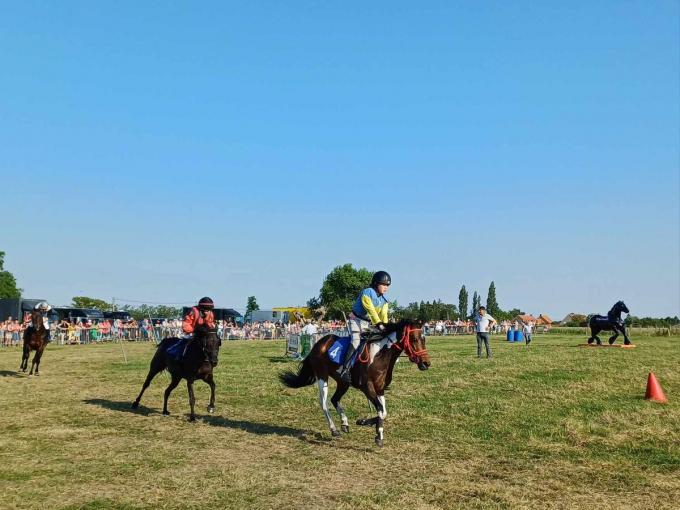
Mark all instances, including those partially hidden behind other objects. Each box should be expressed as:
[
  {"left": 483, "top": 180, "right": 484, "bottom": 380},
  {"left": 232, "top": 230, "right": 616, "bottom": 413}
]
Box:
[
  {"left": 522, "top": 321, "right": 533, "bottom": 345},
  {"left": 474, "top": 306, "right": 496, "bottom": 358}
]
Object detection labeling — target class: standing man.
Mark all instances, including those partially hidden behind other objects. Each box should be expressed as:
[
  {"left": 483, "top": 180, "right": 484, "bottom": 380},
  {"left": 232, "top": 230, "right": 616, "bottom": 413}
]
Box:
[
  {"left": 523, "top": 321, "right": 533, "bottom": 346},
  {"left": 474, "top": 306, "right": 496, "bottom": 359}
]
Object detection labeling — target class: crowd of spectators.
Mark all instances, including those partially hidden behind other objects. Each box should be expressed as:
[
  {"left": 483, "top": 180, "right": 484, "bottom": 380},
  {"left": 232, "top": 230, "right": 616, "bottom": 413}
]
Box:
[
  {"left": 1, "top": 315, "right": 550, "bottom": 348},
  {"left": 422, "top": 319, "right": 549, "bottom": 336},
  {"left": 0, "top": 316, "right": 351, "bottom": 346}
]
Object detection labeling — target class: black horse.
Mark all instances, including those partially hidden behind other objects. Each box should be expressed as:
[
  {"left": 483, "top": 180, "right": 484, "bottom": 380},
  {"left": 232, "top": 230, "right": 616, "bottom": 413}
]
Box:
[
  {"left": 132, "top": 324, "right": 220, "bottom": 421},
  {"left": 588, "top": 301, "right": 631, "bottom": 345}
]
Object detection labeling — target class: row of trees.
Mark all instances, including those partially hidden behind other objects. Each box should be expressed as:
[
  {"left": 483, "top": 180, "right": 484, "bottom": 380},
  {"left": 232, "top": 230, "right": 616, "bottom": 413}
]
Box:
[{"left": 306, "top": 264, "right": 522, "bottom": 322}]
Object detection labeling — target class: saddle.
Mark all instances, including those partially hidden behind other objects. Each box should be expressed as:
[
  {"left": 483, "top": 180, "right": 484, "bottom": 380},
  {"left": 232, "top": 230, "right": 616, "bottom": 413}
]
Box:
[{"left": 165, "top": 338, "right": 190, "bottom": 361}]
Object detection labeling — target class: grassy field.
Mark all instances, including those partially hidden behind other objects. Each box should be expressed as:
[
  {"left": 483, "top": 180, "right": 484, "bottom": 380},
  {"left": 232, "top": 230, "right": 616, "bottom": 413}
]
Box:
[{"left": 1, "top": 335, "right": 678, "bottom": 510}]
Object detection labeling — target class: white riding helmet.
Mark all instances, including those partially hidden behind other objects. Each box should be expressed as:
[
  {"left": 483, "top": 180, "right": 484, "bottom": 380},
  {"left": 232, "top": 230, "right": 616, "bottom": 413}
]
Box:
[{"left": 34, "top": 302, "right": 52, "bottom": 312}]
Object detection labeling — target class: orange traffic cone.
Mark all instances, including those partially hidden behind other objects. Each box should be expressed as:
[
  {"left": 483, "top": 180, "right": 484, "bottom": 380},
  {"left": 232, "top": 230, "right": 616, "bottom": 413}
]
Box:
[{"left": 644, "top": 372, "right": 668, "bottom": 403}]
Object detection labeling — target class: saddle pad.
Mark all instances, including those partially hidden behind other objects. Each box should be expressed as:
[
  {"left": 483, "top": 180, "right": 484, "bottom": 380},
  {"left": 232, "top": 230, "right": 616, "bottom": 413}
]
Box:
[
  {"left": 165, "top": 338, "right": 189, "bottom": 360},
  {"left": 327, "top": 336, "right": 351, "bottom": 364}
]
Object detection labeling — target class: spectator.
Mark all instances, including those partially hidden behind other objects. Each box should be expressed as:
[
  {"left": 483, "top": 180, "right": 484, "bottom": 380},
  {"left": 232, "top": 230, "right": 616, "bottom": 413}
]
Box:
[
  {"left": 523, "top": 321, "right": 533, "bottom": 346},
  {"left": 474, "top": 306, "right": 496, "bottom": 359}
]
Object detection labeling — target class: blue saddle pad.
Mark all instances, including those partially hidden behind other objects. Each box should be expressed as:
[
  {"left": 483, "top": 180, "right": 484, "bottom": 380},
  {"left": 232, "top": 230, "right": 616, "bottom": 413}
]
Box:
[
  {"left": 165, "top": 338, "right": 190, "bottom": 360},
  {"left": 327, "top": 336, "right": 351, "bottom": 364}
]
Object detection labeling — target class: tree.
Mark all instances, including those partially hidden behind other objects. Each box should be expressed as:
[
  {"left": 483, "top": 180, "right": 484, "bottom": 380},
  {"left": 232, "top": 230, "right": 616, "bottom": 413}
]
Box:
[
  {"left": 72, "top": 296, "right": 112, "bottom": 310},
  {"left": 316, "top": 263, "right": 373, "bottom": 320},
  {"left": 245, "top": 296, "right": 260, "bottom": 317},
  {"left": 458, "top": 285, "right": 468, "bottom": 320},
  {"left": 0, "top": 251, "right": 21, "bottom": 299},
  {"left": 120, "top": 304, "right": 182, "bottom": 320},
  {"left": 471, "top": 291, "right": 480, "bottom": 316},
  {"left": 486, "top": 281, "right": 499, "bottom": 317}
]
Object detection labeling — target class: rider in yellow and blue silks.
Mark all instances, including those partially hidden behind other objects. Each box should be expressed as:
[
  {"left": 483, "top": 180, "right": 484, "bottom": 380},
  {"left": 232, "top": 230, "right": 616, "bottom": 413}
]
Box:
[{"left": 339, "top": 271, "right": 391, "bottom": 382}]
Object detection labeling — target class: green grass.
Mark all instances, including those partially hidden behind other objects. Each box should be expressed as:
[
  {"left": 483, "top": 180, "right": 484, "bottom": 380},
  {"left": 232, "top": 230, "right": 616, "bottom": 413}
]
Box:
[{"left": 1, "top": 335, "right": 678, "bottom": 509}]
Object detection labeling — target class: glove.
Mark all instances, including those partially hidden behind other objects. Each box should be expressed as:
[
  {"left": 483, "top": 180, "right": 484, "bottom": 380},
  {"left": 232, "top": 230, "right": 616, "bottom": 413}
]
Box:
[{"left": 375, "top": 322, "right": 385, "bottom": 332}]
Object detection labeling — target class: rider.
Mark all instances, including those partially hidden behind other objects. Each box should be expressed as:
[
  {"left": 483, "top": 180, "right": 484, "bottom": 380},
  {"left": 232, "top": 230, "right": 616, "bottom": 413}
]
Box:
[
  {"left": 23, "top": 301, "right": 52, "bottom": 343},
  {"left": 181, "top": 297, "right": 217, "bottom": 358},
  {"left": 339, "top": 271, "right": 391, "bottom": 382}
]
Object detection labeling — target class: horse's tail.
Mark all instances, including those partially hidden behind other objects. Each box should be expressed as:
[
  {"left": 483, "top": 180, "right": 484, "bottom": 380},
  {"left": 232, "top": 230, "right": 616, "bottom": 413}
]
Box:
[{"left": 279, "top": 355, "right": 316, "bottom": 388}]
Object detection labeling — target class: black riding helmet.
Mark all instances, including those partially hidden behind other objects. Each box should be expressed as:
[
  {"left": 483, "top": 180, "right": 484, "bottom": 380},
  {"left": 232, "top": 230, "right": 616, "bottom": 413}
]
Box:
[
  {"left": 198, "top": 297, "right": 214, "bottom": 310},
  {"left": 371, "top": 271, "right": 391, "bottom": 289}
]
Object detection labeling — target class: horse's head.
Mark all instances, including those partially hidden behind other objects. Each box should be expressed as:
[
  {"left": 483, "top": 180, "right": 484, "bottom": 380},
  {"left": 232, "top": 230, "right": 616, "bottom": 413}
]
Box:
[
  {"left": 391, "top": 319, "right": 431, "bottom": 370},
  {"left": 194, "top": 323, "right": 220, "bottom": 367},
  {"left": 610, "top": 301, "right": 629, "bottom": 317},
  {"left": 31, "top": 309, "right": 44, "bottom": 328}
]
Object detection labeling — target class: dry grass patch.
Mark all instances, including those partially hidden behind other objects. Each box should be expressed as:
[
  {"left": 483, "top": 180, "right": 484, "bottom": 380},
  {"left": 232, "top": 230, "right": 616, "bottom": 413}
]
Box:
[{"left": 1, "top": 335, "right": 679, "bottom": 509}]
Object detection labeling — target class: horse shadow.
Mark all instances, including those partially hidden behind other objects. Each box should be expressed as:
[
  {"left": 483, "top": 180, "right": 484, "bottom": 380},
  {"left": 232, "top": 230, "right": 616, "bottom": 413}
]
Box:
[
  {"left": 83, "top": 398, "right": 156, "bottom": 416},
  {"left": 83, "top": 398, "right": 374, "bottom": 452},
  {"left": 0, "top": 370, "right": 22, "bottom": 378}
]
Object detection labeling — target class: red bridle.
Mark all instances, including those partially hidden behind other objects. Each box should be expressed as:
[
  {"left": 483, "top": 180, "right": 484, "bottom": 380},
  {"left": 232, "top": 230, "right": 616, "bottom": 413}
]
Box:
[{"left": 392, "top": 326, "right": 428, "bottom": 363}]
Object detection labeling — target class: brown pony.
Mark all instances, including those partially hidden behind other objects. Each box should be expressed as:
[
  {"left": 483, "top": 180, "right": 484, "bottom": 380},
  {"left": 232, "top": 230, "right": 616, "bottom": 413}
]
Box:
[
  {"left": 279, "top": 319, "right": 430, "bottom": 447},
  {"left": 20, "top": 310, "right": 48, "bottom": 375}
]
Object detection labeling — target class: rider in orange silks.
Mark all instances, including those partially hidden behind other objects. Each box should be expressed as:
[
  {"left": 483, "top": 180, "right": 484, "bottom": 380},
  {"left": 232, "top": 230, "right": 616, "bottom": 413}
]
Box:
[{"left": 180, "top": 297, "right": 217, "bottom": 360}]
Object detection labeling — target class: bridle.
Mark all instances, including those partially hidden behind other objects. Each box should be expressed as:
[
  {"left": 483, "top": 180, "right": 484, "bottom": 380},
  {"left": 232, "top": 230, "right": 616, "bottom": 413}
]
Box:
[{"left": 392, "top": 325, "right": 428, "bottom": 363}]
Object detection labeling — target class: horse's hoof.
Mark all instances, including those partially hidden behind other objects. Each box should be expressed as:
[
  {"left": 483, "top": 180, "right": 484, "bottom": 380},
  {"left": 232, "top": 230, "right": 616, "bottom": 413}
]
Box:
[
  {"left": 207, "top": 406, "right": 215, "bottom": 414},
  {"left": 587, "top": 339, "right": 594, "bottom": 345},
  {"left": 375, "top": 436, "right": 384, "bottom": 448},
  {"left": 609, "top": 339, "right": 615, "bottom": 345},
  {"left": 162, "top": 411, "right": 170, "bottom": 416},
  {"left": 189, "top": 416, "right": 196, "bottom": 422},
  {"left": 131, "top": 402, "right": 139, "bottom": 409},
  {"left": 331, "top": 429, "right": 341, "bottom": 437},
  {"left": 624, "top": 341, "right": 631, "bottom": 346},
  {"left": 341, "top": 424, "right": 350, "bottom": 433}
]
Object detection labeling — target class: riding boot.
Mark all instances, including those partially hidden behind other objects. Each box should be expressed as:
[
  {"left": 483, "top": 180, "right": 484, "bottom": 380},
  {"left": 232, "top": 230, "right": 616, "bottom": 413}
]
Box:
[{"left": 338, "top": 344, "right": 356, "bottom": 383}]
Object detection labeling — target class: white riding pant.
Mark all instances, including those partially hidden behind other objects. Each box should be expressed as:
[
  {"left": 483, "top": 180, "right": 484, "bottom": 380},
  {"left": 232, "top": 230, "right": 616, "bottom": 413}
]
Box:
[{"left": 349, "top": 314, "right": 370, "bottom": 349}]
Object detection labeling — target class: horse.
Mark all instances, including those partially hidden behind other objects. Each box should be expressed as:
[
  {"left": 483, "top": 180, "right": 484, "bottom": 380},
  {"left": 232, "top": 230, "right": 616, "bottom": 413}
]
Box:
[
  {"left": 132, "top": 324, "right": 220, "bottom": 421},
  {"left": 588, "top": 300, "right": 631, "bottom": 345},
  {"left": 20, "top": 310, "right": 48, "bottom": 375},
  {"left": 279, "top": 319, "right": 430, "bottom": 447}
]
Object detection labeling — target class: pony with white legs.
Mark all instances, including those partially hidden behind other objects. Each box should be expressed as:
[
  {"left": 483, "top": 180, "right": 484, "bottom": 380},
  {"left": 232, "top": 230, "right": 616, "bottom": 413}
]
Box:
[{"left": 279, "top": 319, "right": 430, "bottom": 447}]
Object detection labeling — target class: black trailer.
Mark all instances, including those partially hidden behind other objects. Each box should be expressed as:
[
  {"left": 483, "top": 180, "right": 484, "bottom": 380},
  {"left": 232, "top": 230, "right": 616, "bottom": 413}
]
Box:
[{"left": 0, "top": 298, "right": 58, "bottom": 323}]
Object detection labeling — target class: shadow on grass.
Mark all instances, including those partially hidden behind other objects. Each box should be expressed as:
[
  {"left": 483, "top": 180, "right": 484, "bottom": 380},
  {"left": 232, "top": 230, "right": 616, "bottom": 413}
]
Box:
[
  {"left": 0, "top": 370, "right": 23, "bottom": 378},
  {"left": 202, "top": 415, "right": 307, "bottom": 437},
  {"left": 83, "top": 398, "right": 156, "bottom": 416},
  {"left": 266, "top": 356, "right": 295, "bottom": 363}
]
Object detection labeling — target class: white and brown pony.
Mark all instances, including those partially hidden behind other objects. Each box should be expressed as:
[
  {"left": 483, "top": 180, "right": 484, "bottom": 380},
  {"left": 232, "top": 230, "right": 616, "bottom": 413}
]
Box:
[{"left": 279, "top": 319, "right": 430, "bottom": 447}]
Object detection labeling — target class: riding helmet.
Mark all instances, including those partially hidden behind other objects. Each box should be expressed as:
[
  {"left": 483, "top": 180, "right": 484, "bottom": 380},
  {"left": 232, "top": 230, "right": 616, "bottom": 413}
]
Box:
[
  {"left": 371, "top": 271, "right": 391, "bottom": 288},
  {"left": 198, "top": 297, "right": 214, "bottom": 309}
]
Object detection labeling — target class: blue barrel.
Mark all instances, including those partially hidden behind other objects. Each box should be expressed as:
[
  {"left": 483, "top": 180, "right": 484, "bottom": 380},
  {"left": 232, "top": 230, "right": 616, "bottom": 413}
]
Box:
[
  {"left": 506, "top": 330, "right": 513, "bottom": 341},
  {"left": 514, "top": 330, "right": 524, "bottom": 342}
]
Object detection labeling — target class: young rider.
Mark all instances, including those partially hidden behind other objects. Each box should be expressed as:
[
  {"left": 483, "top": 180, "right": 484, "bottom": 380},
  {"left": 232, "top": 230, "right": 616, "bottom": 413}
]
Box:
[
  {"left": 182, "top": 297, "right": 216, "bottom": 336},
  {"left": 23, "top": 301, "right": 52, "bottom": 343},
  {"left": 339, "top": 271, "right": 391, "bottom": 382}
]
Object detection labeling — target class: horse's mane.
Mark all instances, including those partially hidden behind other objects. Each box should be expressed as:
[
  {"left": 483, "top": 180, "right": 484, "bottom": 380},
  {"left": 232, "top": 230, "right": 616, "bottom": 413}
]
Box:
[{"left": 382, "top": 319, "right": 423, "bottom": 335}]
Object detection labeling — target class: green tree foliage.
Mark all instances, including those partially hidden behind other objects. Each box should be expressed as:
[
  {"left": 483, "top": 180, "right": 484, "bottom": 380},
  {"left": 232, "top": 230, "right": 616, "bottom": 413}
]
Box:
[
  {"left": 246, "top": 296, "right": 260, "bottom": 317},
  {"left": 0, "top": 251, "right": 21, "bottom": 299},
  {"left": 486, "top": 281, "right": 500, "bottom": 317},
  {"left": 625, "top": 316, "right": 680, "bottom": 327},
  {"left": 71, "top": 296, "right": 113, "bottom": 310},
  {"left": 471, "top": 291, "right": 480, "bottom": 316},
  {"left": 392, "top": 300, "right": 458, "bottom": 321},
  {"left": 120, "top": 304, "right": 182, "bottom": 320},
  {"left": 316, "top": 263, "right": 373, "bottom": 320},
  {"left": 458, "top": 285, "right": 468, "bottom": 320}
]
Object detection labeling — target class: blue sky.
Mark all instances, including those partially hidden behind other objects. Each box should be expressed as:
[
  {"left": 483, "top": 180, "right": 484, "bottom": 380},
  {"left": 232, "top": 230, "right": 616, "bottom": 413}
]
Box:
[{"left": 2, "top": 1, "right": 678, "bottom": 318}]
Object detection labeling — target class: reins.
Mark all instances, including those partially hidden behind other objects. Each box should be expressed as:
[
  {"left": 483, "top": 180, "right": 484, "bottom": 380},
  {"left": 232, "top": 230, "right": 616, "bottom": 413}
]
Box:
[{"left": 391, "top": 325, "right": 428, "bottom": 363}]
